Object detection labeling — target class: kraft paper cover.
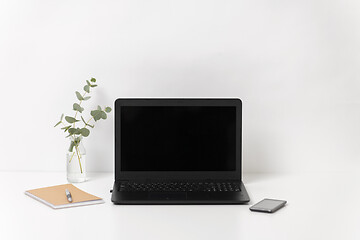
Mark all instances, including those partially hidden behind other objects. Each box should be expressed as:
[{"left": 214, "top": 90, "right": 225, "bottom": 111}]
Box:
[{"left": 26, "top": 184, "right": 102, "bottom": 206}]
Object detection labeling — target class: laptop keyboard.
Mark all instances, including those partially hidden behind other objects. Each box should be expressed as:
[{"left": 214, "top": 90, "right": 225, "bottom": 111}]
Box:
[{"left": 118, "top": 181, "right": 241, "bottom": 192}]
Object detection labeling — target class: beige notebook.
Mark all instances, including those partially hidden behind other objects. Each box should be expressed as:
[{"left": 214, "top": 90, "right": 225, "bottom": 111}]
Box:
[{"left": 25, "top": 184, "right": 104, "bottom": 209}]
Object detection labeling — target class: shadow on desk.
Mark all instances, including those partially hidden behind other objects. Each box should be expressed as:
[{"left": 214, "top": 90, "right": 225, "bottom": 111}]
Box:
[{"left": 243, "top": 173, "right": 278, "bottom": 184}]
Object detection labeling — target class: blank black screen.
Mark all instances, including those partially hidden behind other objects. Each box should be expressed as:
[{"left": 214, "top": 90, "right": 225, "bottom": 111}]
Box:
[{"left": 121, "top": 106, "right": 236, "bottom": 171}]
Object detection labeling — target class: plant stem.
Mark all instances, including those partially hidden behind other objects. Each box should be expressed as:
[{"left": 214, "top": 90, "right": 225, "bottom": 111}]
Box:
[
  {"left": 86, "top": 116, "right": 94, "bottom": 125},
  {"left": 68, "top": 151, "right": 75, "bottom": 163},
  {"left": 75, "top": 144, "right": 83, "bottom": 174}
]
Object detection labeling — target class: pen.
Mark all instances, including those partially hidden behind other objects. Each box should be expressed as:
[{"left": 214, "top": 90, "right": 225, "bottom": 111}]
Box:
[{"left": 65, "top": 189, "right": 72, "bottom": 202}]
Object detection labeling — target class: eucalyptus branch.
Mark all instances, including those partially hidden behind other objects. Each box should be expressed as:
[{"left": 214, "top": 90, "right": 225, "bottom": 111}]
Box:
[{"left": 54, "top": 77, "right": 112, "bottom": 142}]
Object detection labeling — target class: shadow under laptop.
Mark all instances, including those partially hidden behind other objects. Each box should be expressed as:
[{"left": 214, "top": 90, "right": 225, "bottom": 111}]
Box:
[{"left": 110, "top": 205, "right": 247, "bottom": 239}]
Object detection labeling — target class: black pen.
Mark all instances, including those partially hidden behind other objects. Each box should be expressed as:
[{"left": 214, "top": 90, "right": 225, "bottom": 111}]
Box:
[{"left": 65, "top": 189, "right": 73, "bottom": 202}]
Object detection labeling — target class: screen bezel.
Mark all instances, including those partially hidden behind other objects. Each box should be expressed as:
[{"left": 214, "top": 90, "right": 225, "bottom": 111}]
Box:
[{"left": 115, "top": 98, "right": 242, "bottom": 181}]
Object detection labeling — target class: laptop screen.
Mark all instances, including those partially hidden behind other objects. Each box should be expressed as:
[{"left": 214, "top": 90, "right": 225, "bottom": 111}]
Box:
[{"left": 120, "top": 106, "right": 236, "bottom": 171}]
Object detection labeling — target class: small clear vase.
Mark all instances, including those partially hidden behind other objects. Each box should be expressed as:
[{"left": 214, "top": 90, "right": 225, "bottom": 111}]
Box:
[{"left": 67, "top": 136, "right": 86, "bottom": 183}]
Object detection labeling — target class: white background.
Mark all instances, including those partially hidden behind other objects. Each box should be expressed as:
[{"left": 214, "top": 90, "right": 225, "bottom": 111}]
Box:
[{"left": 0, "top": 0, "right": 359, "bottom": 173}]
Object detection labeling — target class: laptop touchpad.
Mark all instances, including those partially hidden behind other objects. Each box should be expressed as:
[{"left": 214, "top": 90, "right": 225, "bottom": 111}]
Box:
[{"left": 148, "top": 192, "right": 187, "bottom": 200}]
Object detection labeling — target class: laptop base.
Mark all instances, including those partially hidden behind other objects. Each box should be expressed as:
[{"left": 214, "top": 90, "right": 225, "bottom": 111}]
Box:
[{"left": 111, "top": 181, "right": 250, "bottom": 205}]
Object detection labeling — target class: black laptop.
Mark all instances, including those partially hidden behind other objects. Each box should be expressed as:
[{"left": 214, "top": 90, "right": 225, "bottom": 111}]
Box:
[{"left": 111, "top": 98, "right": 250, "bottom": 204}]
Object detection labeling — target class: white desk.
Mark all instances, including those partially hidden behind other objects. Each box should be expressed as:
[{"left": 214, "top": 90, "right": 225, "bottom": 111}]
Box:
[{"left": 0, "top": 172, "right": 359, "bottom": 240}]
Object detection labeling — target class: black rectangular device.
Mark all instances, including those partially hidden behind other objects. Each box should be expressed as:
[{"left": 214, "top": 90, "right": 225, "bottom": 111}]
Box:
[{"left": 111, "top": 98, "right": 250, "bottom": 204}]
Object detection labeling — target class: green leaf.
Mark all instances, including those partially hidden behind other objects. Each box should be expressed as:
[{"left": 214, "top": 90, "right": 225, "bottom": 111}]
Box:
[
  {"left": 90, "top": 110, "right": 100, "bottom": 116},
  {"left": 105, "top": 107, "right": 112, "bottom": 113},
  {"left": 68, "top": 128, "right": 76, "bottom": 134},
  {"left": 83, "top": 96, "right": 91, "bottom": 101},
  {"left": 94, "top": 114, "right": 102, "bottom": 121},
  {"left": 61, "top": 125, "right": 72, "bottom": 132},
  {"left": 75, "top": 91, "right": 84, "bottom": 101},
  {"left": 65, "top": 116, "right": 79, "bottom": 124},
  {"left": 80, "top": 128, "right": 90, "bottom": 137},
  {"left": 84, "top": 85, "right": 90, "bottom": 93},
  {"left": 73, "top": 103, "right": 84, "bottom": 113},
  {"left": 97, "top": 105, "right": 102, "bottom": 111},
  {"left": 101, "top": 111, "right": 107, "bottom": 120},
  {"left": 87, "top": 79, "right": 97, "bottom": 87},
  {"left": 68, "top": 128, "right": 82, "bottom": 135},
  {"left": 54, "top": 113, "right": 65, "bottom": 127},
  {"left": 81, "top": 116, "right": 87, "bottom": 124},
  {"left": 54, "top": 121, "right": 62, "bottom": 127},
  {"left": 91, "top": 110, "right": 102, "bottom": 121}
]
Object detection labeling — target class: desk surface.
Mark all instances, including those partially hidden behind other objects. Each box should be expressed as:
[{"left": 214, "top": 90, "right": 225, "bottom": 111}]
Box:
[{"left": 0, "top": 172, "right": 359, "bottom": 240}]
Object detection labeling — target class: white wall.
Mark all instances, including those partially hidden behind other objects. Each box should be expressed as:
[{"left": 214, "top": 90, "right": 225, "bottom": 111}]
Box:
[{"left": 1, "top": 0, "right": 359, "bottom": 173}]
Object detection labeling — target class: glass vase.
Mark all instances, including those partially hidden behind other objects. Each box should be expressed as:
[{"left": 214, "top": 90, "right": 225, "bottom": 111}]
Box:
[{"left": 67, "top": 136, "right": 86, "bottom": 183}]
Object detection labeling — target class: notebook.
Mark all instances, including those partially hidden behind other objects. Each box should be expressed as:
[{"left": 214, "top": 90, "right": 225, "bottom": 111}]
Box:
[{"left": 25, "top": 184, "right": 104, "bottom": 209}]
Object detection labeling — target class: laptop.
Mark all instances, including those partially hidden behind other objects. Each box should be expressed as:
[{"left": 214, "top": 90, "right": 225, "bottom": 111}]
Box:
[{"left": 111, "top": 98, "right": 250, "bottom": 204}]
